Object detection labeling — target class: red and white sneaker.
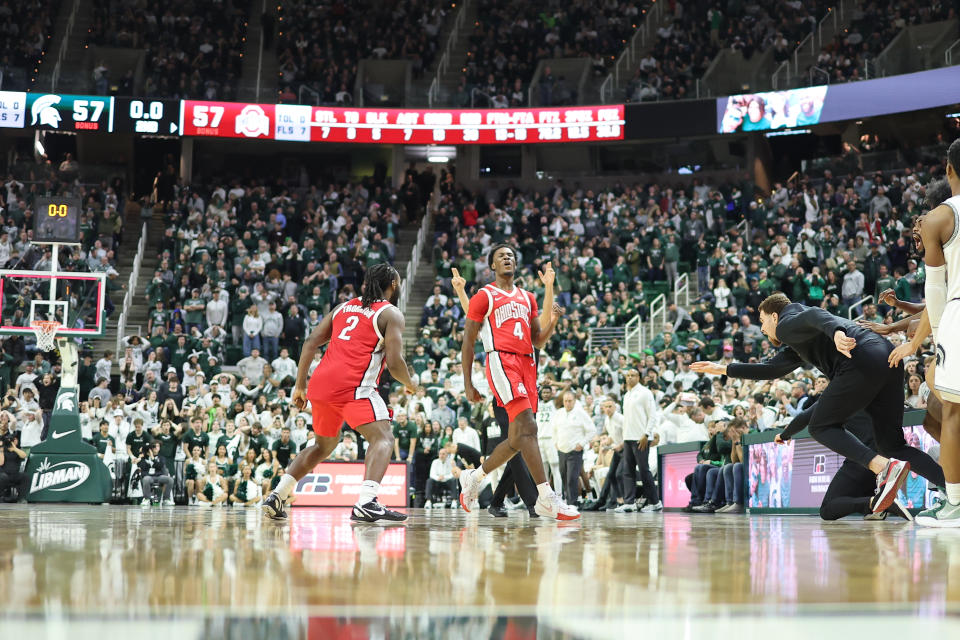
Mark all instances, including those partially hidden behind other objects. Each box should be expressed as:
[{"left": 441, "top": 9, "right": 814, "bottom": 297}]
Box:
[
  {"left": 534, "top": 491, "right": 581, "bottom": 520},
  {"left": 871, "top": 459, "right": 911, "bottom": 513},
  {"left": 458, "top": 468, "right": 482, "bottom": 513}
]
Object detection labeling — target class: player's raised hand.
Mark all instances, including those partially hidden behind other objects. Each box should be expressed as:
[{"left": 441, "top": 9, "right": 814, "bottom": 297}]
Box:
[
  {"left": 451, "top": 267, "right": 466, "bottom": 294},
  {"left": 878, "top": 288, "right": 897, "bottom": 307},
  {"left": 833, "top": 330, "right": 856, "bottom": 358},
  {"left": 292, "top": 386, "right": 308, "bottom": 410},
  {"left": 690, "top": 361, "right": 727, "bottom": 376},
  {"left": 538, "top": 261, "right": 555, "bottom": 288}
]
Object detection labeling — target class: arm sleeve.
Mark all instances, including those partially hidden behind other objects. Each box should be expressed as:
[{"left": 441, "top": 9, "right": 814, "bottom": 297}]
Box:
[
  {"left": 776, "top": 307, "right": 846, "bottom": 343},
  {"left": 466, "top": 291, "right": 490, "bottom": 324},
  {"left": 725, "top": 348, "right": 804, "bottom": 380},
  {"left": 925, "top": 264, "right": 946, "bottom": 341}
]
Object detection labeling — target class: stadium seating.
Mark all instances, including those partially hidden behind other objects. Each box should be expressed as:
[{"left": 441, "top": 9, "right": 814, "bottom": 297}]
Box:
[
  {"left": 86, "top": 0, "right": 248, "bottom": 99},
  {"left": 0, "top": 0, "right": 61, "bottom": 91}
]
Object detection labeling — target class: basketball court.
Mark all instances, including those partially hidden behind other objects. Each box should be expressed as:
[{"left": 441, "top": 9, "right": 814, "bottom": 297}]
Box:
[{"left": 1, "top": 505, "right": 959, "bottom": 639}]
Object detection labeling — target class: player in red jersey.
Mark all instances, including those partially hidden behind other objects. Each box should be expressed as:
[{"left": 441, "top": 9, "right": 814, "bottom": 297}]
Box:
[
  {"left": 458, "top": 244, "right": 579, "bottom": 520},
  {"left": 262, "top": 263, "right": 417, "bottom": 523}
]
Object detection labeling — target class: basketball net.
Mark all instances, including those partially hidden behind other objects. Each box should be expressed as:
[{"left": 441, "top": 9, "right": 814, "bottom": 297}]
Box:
[{"left": 31, "top": 320, "right": 60, "bottom": 352}]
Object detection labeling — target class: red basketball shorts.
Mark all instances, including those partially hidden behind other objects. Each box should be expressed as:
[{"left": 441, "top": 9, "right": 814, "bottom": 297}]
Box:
[
  {"left": 485, "top": 351, "right": 538, "bottom": 421},
  {"left": 307, "top": 387, "right": 391, "bottom": 437}
]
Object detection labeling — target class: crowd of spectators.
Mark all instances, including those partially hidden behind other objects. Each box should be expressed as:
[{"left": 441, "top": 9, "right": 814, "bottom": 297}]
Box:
[
  {"left": 0, "top": 0, "right": 60, "bottom": 91},
  {"left": 805, "top": 0, "right": 955, "bottom": 86},
  {"left": 458, "top": 0, "right": 645, "bottom": 108},
  {"left": 625, "top": 0, "right": 830, "bottom": 102},
  {"left": 86, "top": 0, "right": 248, "bottom": 100},
  {"left": 276, "top": 0, "right": 451, "bottom": 105}
]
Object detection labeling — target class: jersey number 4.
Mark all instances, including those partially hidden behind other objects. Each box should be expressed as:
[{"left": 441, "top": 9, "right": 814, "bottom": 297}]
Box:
[
  {"left": 513, "top": 321, "right": 524, "bottom": 340},
  {"left": 338, "top": 316, "right": 360, "bottom": 341}
]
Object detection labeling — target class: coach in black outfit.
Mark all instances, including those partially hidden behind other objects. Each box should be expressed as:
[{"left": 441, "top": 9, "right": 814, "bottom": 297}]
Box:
[{"left": 692, "top": 293, "right": 943, "bottom": 489}]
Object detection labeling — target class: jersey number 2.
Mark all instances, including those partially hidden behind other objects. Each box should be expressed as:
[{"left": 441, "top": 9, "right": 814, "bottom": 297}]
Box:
[
  {"left": 338, "top": 316, "right": 360, "bottom": 341},
  {"left": 513, "top": 321, "right": 524, "bottom": 340}
]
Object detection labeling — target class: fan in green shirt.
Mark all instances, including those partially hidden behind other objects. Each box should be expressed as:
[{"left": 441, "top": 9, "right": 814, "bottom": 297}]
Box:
[{"left": 410, "top": 345, "right": 431, "bottom": 375}]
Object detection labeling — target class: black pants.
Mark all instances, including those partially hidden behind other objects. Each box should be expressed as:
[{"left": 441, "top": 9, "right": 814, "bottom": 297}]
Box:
[
  {"left": 425, "top": 477, "right": 458, "bottom": 502},
  {"left": 819, "top": 460, "right": 876, "bottom": 520},
  {"left": 490, "top": 404, "right": 538, "bottom": 508},
  {"left": 597, "top": 450, "right": 623, "bottom": 504},
  {"left": 622, "top": 440, "right": 658, "bottom": 504},
  {"left": 0, "top": 470, "right": 29, "bottom": 501},
  {"left": 558, "top": 450, "right": 583, "bottom": 505},
  {"left": 806, "top": 336, "right": 944, "bottom": 487}
]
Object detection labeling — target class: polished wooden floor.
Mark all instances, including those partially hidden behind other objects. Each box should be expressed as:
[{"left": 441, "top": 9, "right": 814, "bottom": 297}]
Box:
[{"left": 2, "top": 505, "right": 960, "bottom": 638}]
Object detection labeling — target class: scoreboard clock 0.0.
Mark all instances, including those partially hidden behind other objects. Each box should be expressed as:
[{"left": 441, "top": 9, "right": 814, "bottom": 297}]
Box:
[
  {"left": 25, "top": 94, "right": 114, "bottom": 132},
  {"left": 33, "top": 197, "right": 82, "bottom": 244},
  {"left": 113, "top": 98, "right": 180, "bottom": 135}
]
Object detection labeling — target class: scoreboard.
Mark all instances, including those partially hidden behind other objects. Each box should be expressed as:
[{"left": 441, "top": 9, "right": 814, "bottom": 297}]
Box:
[
  {"left": 0, "top": 92, "right": 626, "bottom": 145},
  {"left": 180, "top": 101, "right": 624, "bottom": 144}
]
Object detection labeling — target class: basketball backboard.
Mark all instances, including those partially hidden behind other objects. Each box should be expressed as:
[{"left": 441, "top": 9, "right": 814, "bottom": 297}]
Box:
[{"left": 0, "top": 269, "right": 106, "bottom": 337}]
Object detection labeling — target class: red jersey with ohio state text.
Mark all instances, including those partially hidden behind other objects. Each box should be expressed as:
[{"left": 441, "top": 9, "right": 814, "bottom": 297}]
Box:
[
  {"left": 308, "top": 298, "right": 392, "bottom": 400},
  {"left": 467, "top": 284, "right": 539, "bottom": 354}
]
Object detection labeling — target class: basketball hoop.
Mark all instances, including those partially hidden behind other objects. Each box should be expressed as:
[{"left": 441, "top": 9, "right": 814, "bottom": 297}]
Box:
[{"left": 31, "top": 320, "right": 60, "bottom": 352}]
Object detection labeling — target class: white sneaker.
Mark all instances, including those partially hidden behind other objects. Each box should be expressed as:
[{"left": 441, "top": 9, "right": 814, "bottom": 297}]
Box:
[
  {"left": 424, "top": 500, "right": 432, "bottom": 509},
  {"left": 641, "top": 501, "right": 663, "bottom": 513},
  {"left": 534, "top": 491, "right": 581, "bottom": 520},
  {"left": 449, "top": 499, "right": 458, "bottom": 509},
  {"left": 458, "top": 468, "right": 482, "bottom": 513},
  {"left": 613, "top": 503, "right": 637, "bottom": 513},
  {"left": 140, "top": 498, "right": 150, "bottom": 507},
  {"left": 162, "top": 499, "right": 175, "bottom": 506}
]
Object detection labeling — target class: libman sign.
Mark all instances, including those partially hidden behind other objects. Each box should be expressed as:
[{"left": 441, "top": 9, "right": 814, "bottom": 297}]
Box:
[{"left": 25, "top": 386, "right": 111, "bottom": 503}]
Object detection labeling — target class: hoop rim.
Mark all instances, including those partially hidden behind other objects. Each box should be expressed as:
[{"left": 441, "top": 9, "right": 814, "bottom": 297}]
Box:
[{"left": 31, "top": 320, "right": 62, "bottom": 331}]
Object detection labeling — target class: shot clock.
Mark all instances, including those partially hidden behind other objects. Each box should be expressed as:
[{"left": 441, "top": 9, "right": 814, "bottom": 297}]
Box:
[{"left": 33, "top": 197, "right": 82, "bottom": 243}]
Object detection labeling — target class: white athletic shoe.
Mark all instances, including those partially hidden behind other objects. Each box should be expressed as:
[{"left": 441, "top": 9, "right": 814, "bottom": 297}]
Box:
[
  {"left": 458, "top": 468, "right": 482, "bottom": 513},
  {"left": 640, "top": 501, "right": 663, "bottom": 513},
  {"left": 872, "top": 459, "right": 911, "bottom": 513},
  {"left": 140, "top": 498, "right": 150, "bottom": 507},
  {"left": 423, "top": 500, "right": 432, "bottom": 509},
  {"left": 162, "top": 499, "right": 175, "bottom": 507},
  {"left": 534, "top": 491, "right": 581, "bottom": 520},
  {"left": 613, "top": 503, "right": 637, "bottom": 513}
]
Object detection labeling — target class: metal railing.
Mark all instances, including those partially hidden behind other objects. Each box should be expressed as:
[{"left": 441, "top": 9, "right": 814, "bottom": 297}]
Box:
[
  {"left": 808, "top": 66, "right": 830, "bottom": 86},
  {"left": 51, "top": 0, "right": 80, "bottom": 91},
  {"left": 255, "top": 0, "right": 266, "bottom": 102},
  {"left": 649, "top": 292, "right": 666, "bottom": 336},
  {"left": 398, "top": 210, "right": 432, "bottom": 315},
  {"left": 624, "top": 315, "right": 645, "bottom": 356},
  {"left": 599, "top": 0, "right": 664, "bottom": 103},
  {"left": 771, "top": 2, "right": 846, "bottom": 90},
  {"left": 116, "top": 223, "right": 147, "bottom": 353},
  {"left": 945, "top": 39, "right": 960, "bottom": 66},
  {"left": 427, "top": 0, "right": 471, "bottom": 107},
  {"left": 674, "top": 273, "right": 689, "bottom": 308},
  {"left": 586, "top": 327, "right": 627, "bottom": 359},
  {"left": 847, "top": 295, "right": 874, "bottom": 322},
  {"left": 298, "top": 84, "right": 320, "bottom": 106}
]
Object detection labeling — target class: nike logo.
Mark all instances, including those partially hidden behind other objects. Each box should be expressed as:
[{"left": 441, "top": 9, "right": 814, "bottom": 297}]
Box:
[
  {"left": 363, "top": 504, "right": 385, "bottom": 515},
  {"left": 51, "top": 430, "right": 76, "bottom": 439}
]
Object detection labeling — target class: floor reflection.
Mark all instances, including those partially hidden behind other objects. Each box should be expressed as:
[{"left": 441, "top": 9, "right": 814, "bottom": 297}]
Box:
[{"left": 0, "top": 505, "right": 959, "bottom": 623}]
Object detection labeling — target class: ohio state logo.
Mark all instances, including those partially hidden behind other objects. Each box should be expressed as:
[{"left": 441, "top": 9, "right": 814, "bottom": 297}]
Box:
[
  {"left": 296, "top": 473, "right": 333, "bottom": 494},
  {"left": 236, "top": 105, "right": 269, "bottom": 137}
]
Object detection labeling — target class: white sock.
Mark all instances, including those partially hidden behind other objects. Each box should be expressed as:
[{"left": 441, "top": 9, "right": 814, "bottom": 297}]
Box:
[
  {"left": 275, "top": 474, "right": 297, "bottom": 500},
  {"left": 537, "top": 482, "right": 552, "bottom": 499},
  {"left": 357, "top": 480, "right": 380, "bottom": 506},
  {"left": 946, "top": 482, "right": 960, "bottom": 506}
]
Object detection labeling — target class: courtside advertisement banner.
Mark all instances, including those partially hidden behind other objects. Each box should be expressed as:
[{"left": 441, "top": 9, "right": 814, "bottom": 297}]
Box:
[
  {"left": 660, "top": 450, "right": 699, "bottom": 508},
  {"left": 748, "top": 425, "right": 935, "bottom": 509},
  {"left": 293, "top": 462, "right": 407, "bottom": 507}
]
